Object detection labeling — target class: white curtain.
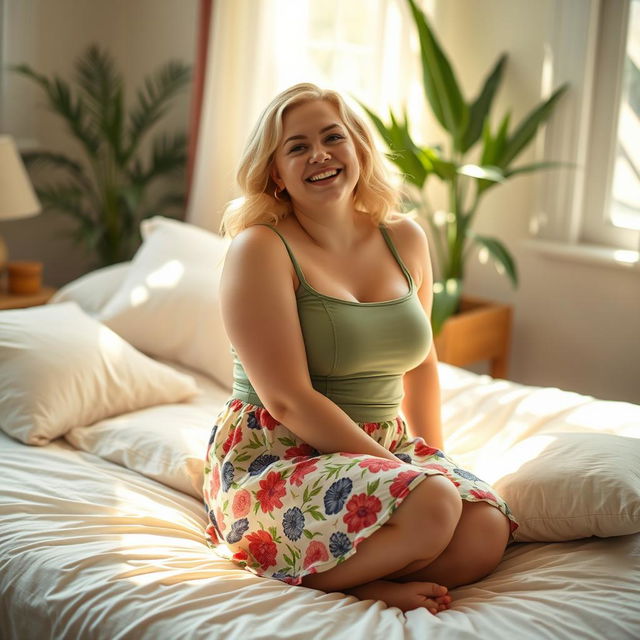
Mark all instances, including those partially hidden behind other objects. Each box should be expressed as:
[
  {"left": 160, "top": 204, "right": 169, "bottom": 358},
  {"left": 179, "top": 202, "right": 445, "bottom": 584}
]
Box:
[
  {"left": 187, "top": 0, "right": 433, "bottom": 233},
  {"left": 186, "top": 0, "right": 279, "bottom": 232}
]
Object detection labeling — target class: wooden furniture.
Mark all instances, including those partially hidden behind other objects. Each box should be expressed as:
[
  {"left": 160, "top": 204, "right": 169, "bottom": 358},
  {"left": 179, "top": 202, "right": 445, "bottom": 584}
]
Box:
[
  {"left": 434, "top": 295, "right": 513, "bottom": 379},
  {"left": 0, "top": 286, "right": 57, "bottom": 310}
]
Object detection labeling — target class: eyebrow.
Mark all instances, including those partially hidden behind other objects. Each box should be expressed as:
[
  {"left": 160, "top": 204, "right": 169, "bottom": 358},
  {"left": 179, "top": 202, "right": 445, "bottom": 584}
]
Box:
[{"left": 283, "top": 123, "right": 342, "bottom": 146}]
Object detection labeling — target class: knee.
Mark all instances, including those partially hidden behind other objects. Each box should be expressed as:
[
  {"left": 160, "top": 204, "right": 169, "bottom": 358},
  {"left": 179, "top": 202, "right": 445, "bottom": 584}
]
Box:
[
  {"left": 412, "top": 474, "right": 463, "bottom": 536},
  {"left": 454, "top": 502, "right": 510, "bottom": 583}
]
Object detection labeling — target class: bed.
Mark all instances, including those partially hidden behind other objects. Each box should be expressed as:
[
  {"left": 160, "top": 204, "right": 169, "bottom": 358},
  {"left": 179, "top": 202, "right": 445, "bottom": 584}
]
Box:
[{"left": 1, "top": 216, "right": 639, "bottom": 640}]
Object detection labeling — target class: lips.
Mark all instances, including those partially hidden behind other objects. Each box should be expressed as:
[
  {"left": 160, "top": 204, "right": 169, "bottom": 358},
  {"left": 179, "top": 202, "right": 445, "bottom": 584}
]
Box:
[{"left": 305, "top": 168, "right": 342, "bottom": 183}]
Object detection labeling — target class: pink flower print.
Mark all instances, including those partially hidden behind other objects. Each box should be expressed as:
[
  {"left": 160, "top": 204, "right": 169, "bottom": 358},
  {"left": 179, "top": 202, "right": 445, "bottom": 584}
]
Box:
[
  {"left": 358, "top": 458, "right": 402, "bottom": 473},
  {"left": 232, "top": 489, "right": 252, "bottom": 518},
  {"left": 209, "top": 465, "right": 221, "bottom": 498},
  {"left": 303, "top": 540, "right": 329, "bottom": 570},
  {"left": 469, "top": 489, "right": 498, "bottom": 503},
  {"left": 215, "top": 507, "right": 226, "bottom": 533}
]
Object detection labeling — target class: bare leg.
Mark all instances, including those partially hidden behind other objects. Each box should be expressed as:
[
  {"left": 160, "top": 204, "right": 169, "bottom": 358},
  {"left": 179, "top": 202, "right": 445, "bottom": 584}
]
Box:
[
  {"left": 388, "top": 500, "right": 512, "bottom": 589},
  {"left": 301, "top": 474, "right": 462, "bottom": 592}
]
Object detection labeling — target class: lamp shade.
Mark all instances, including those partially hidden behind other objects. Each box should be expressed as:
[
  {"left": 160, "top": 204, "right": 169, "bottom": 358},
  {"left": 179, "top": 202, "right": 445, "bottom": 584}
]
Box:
[{"left": 0, "top": 135, "right": 41, "bottom": 220}]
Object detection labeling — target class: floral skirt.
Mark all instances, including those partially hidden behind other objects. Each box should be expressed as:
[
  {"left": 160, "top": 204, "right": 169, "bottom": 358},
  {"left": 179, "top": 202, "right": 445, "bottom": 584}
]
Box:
[{"left": 202, "top": 398, "right": 519, "bottom": 586}]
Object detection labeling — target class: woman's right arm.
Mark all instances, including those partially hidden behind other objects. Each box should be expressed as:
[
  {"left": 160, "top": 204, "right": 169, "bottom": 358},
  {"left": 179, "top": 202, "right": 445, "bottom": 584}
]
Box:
[{"left": 219, "top": 225, "right": 398, "bottom": 462}]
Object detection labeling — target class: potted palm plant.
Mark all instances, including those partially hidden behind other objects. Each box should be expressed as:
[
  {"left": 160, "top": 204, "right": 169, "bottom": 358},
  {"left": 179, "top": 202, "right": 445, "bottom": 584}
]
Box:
[
  {"left": 11, "top": 44, "right": 192, "bottom": 268},
  {"left": 359, "top": 0, "right": 574, "bottom": 376}
]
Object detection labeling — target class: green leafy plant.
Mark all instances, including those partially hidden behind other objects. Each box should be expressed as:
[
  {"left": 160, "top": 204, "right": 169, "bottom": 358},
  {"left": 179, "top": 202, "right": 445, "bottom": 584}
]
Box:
[
  {"left": 359, "top": 0, "right": 575, "bottom": 335},
  {"left": 11, "top": 44, "right": 192, "bottom": 267}
]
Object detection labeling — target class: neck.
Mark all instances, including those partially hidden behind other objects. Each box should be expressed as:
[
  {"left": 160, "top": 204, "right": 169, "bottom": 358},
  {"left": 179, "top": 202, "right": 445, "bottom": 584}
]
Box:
[{"left": 288, "top": 199, "right": 372, "bottom": 252}]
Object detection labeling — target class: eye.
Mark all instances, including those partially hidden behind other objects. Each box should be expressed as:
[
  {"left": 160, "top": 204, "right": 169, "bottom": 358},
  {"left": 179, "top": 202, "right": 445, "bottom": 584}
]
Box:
[
  {"left": 326, "top": 134, "right": 345, "bottom": 143},
  {"left": 287, "top": 144, "right": 306, "bottom": 154}
]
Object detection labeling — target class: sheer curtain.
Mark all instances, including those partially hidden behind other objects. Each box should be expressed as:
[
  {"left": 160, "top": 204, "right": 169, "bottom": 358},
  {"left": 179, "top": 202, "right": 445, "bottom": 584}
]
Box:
[{"left": 187, "top": 0, "right": 430, "bottom": 232}]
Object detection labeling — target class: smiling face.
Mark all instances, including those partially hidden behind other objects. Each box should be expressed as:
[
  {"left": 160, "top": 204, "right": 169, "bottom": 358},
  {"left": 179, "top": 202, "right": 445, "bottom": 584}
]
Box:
[{"left": 270, "top": 99, "right": 361, "bottom": 213}]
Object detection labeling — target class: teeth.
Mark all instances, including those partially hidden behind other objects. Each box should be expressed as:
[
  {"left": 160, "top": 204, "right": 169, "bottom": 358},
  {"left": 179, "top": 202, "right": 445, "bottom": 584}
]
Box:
[{"left": 309, "top": 169, "right": 338, "bottom": 182}]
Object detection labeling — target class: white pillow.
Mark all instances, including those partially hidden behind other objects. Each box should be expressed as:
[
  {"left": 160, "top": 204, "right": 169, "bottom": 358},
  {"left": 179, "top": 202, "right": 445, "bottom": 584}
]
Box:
[
  {"left": 0, "top": 302, "right": 199, "bottom": 445},
  {"left": 482, "top": 432, "right": 640, "bottom": 542},
  {"left": 99, "top": 216, "right": 234, "bottom": 390},
  {"left": 65, "top": 367, "right": 231, "bottom": 499},
  {"left": 48, "top": 262, "right": 131, "bottom": 316}
]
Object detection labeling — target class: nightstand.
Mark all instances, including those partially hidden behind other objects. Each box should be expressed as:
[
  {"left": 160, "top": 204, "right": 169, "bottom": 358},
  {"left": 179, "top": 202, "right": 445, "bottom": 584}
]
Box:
[{"left": 0, "top": 286, "right": 57, "bottom": 310}]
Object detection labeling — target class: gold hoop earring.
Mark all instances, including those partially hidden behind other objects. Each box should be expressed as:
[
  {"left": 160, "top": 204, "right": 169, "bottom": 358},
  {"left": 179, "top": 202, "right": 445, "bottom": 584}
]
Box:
[{"left": 274, "top": 187, "right": 282, "bottom": 201}]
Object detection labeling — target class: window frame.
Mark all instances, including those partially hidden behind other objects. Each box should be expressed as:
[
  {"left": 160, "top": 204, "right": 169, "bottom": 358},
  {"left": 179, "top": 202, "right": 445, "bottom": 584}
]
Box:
[{"left": 528, "top": 0, "right": 640, "bottom": 270}]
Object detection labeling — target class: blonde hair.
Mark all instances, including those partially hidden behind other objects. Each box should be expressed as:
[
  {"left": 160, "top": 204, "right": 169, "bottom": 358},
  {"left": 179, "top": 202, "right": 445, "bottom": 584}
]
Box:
[{"left": 220, "top": 82, "right": 403, "bottom": 238}]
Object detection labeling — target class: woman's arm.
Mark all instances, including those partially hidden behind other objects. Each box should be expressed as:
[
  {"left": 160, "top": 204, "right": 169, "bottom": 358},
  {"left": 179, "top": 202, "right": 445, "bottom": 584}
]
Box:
[
  {"left": 402, "top": 348, "right": 445, "bottom": 450},
  {"left": 391, "top": 218, "right": 446, "bottom": 450}
]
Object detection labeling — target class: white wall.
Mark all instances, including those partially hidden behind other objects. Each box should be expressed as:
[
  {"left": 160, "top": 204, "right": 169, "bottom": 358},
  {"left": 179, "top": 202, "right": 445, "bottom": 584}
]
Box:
[
  {"left": 0, "top": 0, "right": 198, "bottom": 283},
  {"left": 426, "top": 0, "right": 640, "bottom": 404}
]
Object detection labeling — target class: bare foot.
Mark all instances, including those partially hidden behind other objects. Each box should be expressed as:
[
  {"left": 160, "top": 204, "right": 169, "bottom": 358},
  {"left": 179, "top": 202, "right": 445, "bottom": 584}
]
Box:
[{"left": 345, "top": 579, "right": 452, "bottom": 614}]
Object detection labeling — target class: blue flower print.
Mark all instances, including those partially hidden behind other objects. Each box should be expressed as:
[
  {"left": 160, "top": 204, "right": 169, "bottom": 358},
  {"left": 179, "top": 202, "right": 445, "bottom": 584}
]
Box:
[
  {"left": 323, "top": 477, "right": 353, "bottom": 515},
  {"left": 208, "top": 509, "right": 222, "bottom": 537},
  {"left": 247, "top": 412, "right": 261, "bottom": 429},
  {"left": 222, "top": 461, "right": 235, "bottom": 491},
  {"left": 329, "top": 532, "right": 352, "bottom": 557},
  {"left": 248, "top": 454, "right": 280, "bottom": 476},
  {"left": 395, "top": 453, "right": 412, "bottom": 463},
  {"left": 226, "top": 518, "right": 249, "bottom": 544},
  {"left": 283, "top": 507, "right": 305, "bottom": 541},
  {"left": 208, "top": 425, "right": 218, "bottom": 446},
  {"left": 453, "top": 467, "right": 482, "bottom": 482}
]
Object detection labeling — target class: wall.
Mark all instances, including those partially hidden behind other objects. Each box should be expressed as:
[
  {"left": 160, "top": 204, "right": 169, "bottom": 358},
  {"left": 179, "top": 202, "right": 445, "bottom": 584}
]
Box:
[
  {"left": 0, "top": 0, "right": 198, "bottom": 285},
  {"left": 426, "top": 0, "right": 640, "bottom": 404}
]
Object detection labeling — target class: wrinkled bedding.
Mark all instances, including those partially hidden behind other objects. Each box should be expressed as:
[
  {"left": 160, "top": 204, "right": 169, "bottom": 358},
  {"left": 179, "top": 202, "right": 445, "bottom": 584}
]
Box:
[{"left": 1, "top": 363, "right": 639, "bottom": 639}]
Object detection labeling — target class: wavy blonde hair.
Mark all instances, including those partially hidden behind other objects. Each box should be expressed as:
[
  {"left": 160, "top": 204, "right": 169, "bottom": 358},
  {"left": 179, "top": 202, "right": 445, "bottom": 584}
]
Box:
[{"left": 220, "top": 82, "right": 403, "bottom": 238}]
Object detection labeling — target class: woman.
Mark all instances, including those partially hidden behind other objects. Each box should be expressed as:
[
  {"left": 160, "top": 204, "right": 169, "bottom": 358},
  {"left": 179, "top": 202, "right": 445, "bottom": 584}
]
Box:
[{"left": 202, "top": 83, "right": 519, "bottom": 614}]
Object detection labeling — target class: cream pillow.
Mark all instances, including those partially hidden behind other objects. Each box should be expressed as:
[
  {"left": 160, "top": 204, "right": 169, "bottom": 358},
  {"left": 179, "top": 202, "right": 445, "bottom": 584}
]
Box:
[
  {"left": 0, "top": 302, "right": 199, "bottom": 445},
  {"left": 486, "top": 432, "right": 640, "bottom": 542},
  {"left": 99, "top": 216, "right": 234, "bottom": 390},
  {"left": 49, "top": 262, "right": 131, "bottom": 316}
]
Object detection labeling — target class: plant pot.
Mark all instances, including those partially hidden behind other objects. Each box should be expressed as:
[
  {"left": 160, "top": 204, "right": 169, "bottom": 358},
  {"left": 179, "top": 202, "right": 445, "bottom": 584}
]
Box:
[{"left": 433, "top": 295, "right": 513, "bottom": 379}]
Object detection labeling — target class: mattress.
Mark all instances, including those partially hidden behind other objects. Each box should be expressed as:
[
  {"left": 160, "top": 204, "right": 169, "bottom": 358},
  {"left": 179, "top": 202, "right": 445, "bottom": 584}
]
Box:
[{"left": 1, "top": 362, "right": 639, "bottom": 640}]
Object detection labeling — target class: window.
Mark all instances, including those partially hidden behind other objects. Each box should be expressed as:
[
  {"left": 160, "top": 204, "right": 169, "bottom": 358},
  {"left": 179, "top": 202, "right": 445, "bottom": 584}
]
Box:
[
  {"left": 269, "top": 0, "right": 429, "bottom": 144},
  {"left": 530, "top": 0, "right": 640, "bottom": 267}
]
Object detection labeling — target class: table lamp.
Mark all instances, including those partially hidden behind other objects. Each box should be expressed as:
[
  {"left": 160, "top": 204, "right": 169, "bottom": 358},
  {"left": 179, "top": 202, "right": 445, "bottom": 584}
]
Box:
[{"left": 0, "top": 135, "right": 41, "bottom": 286}]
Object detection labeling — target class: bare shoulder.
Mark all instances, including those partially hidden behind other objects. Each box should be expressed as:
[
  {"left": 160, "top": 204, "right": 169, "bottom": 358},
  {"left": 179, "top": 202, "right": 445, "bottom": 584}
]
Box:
[
  {"left": 385, "top": 216, "right": 428, "bottom": 250},
  {"left": 225, "top": 225, "right": 290, "bottom": 271},
  {"left": 384, "top": 216, "right": 431, "bottom": 277}
]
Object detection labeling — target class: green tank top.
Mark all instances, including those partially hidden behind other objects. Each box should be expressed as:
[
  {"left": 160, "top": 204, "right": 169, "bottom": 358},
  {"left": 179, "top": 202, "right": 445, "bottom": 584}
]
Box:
[{"left": 230, "top": 223, "right": 433, "bottom": 422}]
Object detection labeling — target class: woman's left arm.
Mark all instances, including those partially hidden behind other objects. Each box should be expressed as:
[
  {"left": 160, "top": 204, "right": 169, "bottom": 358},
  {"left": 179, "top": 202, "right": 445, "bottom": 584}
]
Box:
[
  {"left": 402, "top": 348, "right": 444, "bottom": 450},
  {"left": 397, "top": 218, "right": 445, "bottom": 451}
]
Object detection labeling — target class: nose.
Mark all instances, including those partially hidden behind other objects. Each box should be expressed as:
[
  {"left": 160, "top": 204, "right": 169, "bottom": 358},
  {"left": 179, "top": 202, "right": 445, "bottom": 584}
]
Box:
[{"left": 309, "top": 149, "right": 331, "bottom": 163}]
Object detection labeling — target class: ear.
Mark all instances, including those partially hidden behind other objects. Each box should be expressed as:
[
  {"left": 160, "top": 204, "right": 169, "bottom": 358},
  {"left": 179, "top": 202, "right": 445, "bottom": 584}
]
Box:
[{"left": 269, "top": 163, "right": 283, "bottom": 190}]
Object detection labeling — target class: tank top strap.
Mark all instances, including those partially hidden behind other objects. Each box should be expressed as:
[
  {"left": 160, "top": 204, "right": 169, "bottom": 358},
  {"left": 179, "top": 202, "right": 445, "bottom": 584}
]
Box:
[
  {"left": 255, "top": 224, "right": 307, "bottom": 284},
  {"left": 378, "top": 224, "right": 415, "bottom": 288}
]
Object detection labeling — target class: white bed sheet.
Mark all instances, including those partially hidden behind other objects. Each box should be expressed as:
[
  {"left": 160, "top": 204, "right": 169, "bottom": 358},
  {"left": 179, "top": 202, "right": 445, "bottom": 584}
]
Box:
[{"left": 1, "top": 363, "right": 639, "bottom": 639}]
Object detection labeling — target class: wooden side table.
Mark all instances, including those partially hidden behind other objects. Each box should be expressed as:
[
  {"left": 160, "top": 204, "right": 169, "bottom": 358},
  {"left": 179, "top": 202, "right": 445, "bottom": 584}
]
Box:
[
  {"left": 0, "top": 286, "right": 57, "bottom": 310},
  {"left": 434, "top": 295, "right": 513, "bottom": 379}
]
